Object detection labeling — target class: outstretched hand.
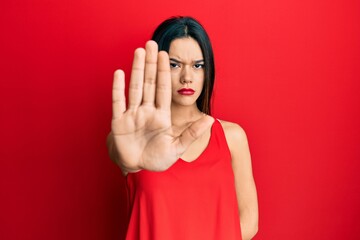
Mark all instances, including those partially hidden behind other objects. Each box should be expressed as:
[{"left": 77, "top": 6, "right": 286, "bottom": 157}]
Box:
[{"left": 110, "top": 40, "right": 213, "bottom": 172}]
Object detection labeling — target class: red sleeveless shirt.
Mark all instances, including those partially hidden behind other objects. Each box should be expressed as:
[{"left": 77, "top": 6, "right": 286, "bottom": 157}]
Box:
[{"left": 125, "top": 119, "right": 242, "bottom": 239}]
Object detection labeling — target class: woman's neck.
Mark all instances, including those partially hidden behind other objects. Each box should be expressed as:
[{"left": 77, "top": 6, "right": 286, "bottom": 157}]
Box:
[{"left": 171, "top": 103, "right": 204, "bottom": 128}]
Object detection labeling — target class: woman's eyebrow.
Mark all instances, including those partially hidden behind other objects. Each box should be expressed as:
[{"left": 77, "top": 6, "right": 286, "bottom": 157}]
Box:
[
  {"left": 169, "top": 58, "right": 181, "bottom": 63},
  {"left": 169, "top": 58, "right": 204, "bottom": 63}
]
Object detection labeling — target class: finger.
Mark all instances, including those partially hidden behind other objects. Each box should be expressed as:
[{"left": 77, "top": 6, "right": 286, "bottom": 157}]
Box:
[
  {"left": 176, "top": 115, "right": 215, "bottom": 154},
  {"left": 128, "top": 48, "right": 146, "bottom": 109},
  {"left": 155, "top": 51, "right": 172, "bottom": 110},
  {"left": 112, "top": 69, "right": 126, "bottom": 120},
  {"left": 142, "top": 41, "right": 158, "bottom": 105}
]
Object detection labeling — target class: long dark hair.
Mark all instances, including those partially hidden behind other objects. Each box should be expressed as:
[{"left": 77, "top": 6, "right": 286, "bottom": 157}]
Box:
[{"left": 151, "top": 16, "right": 215, "bottom": 115}]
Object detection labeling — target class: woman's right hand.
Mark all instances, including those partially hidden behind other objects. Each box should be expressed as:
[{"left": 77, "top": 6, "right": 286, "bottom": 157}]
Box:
[{"left": 108, "top": 41, "right": 213, "bottom": 173}]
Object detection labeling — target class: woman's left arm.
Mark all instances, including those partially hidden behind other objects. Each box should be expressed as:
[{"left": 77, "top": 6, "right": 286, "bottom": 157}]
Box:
[{"left": 223, "top": 121, "right": 259, "bottom": 240}]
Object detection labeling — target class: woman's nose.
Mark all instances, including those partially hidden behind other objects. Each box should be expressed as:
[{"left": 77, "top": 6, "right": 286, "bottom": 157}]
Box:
[{"left": 180, "top": 66, "right": 192, "bottom": 84}]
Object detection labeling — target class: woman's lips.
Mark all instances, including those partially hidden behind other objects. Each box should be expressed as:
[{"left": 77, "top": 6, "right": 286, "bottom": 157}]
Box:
[{"left": 177, "top": 88, "right": 195, "bottom": 95}]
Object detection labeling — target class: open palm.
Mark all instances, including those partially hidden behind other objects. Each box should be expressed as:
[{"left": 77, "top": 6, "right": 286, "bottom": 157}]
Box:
[{"left": 110, "top": 41, "right": 213, "bottom": 172}]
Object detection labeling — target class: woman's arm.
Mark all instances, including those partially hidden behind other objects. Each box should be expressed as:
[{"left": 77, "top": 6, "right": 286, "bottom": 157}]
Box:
[{"left": 222, "top": 121, "right": 259, "bottom": 240}]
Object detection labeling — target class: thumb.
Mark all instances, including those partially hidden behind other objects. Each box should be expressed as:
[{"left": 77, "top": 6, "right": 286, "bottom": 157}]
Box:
[{"left": 175, "top": 115, "right": 215, "bottom": 156}]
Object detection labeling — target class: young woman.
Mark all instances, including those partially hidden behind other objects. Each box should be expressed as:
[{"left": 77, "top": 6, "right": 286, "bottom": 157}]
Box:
[{"left": 107, "top": 16, "right": 258, "bottom": 240}]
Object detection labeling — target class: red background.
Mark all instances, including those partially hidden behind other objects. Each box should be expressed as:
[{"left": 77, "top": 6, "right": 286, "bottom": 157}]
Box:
[{"left": 1, "top": 0, "right": 359, "bottom": 239}]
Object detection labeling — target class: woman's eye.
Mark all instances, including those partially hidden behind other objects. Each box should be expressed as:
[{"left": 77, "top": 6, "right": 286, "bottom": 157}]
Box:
[
  {"left": 194, "top": 64, "right": 204, "bottom": 69},
  {"left": 170, "top": 63, "right": 180, "bottom": 68}
]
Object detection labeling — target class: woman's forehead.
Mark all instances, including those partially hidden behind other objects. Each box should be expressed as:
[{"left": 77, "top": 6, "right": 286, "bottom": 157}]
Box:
[{"left": 169, "top": 37, "right": 203, "bottom": 61}]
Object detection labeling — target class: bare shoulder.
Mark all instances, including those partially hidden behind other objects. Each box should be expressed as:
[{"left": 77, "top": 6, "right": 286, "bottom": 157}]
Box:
[
  {"left": 218, "top": 119, "right": 253, "bottom": 173},
  {"left": 218, "top": 119, "right": 248, "bottom": 150}
]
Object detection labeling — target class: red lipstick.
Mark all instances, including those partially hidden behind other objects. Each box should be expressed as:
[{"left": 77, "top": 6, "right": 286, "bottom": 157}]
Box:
[{"left": 177, "top": 88, "right": 195, "bottom": 95}]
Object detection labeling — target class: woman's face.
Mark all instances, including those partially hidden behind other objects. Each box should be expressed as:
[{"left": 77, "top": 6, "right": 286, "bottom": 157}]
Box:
[{"left": 168, "top": 37, "right": 205, "bottom": 107}]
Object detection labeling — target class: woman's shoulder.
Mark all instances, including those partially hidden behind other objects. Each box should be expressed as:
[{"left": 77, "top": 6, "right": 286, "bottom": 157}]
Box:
[
  {"left": 217, "top": 119, "right": 247, "bottom": 138},
  {"left": 217, "top": 119, "right": 249, "bottom": 150}
]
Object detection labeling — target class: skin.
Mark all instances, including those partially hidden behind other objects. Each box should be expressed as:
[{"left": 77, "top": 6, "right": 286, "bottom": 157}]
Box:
[{"left": 107, "top": 38, "right": 258, "bottom": 239}]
